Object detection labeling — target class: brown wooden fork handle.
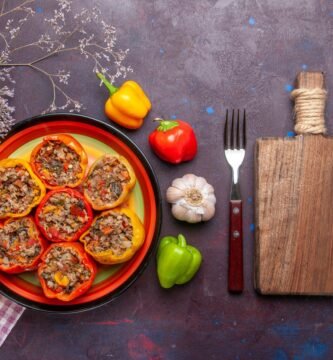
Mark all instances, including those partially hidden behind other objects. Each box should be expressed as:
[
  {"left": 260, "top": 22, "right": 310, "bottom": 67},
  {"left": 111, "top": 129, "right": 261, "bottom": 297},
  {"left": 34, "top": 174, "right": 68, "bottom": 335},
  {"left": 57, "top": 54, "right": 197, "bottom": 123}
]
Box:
[{"left": 228, "top": 200, "right": 244, "bottom": 293}]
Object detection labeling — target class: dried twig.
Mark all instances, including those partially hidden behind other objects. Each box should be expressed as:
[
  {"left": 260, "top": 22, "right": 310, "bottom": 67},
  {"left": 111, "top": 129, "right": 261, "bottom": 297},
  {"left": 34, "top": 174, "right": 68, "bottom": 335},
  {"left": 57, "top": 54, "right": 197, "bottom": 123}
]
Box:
[{"left": 0, "top": 0, "right": 132, "bottom": 137}]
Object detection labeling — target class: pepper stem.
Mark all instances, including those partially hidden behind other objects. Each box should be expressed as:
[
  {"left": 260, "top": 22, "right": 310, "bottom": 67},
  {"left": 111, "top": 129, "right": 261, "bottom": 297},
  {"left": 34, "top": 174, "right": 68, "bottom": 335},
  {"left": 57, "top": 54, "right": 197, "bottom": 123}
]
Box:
[
  {"left": 96, "top": 72, "right": 118, "bottom": 95},
  {"left": 178, "top": 234, "right": 187, "bottom": 247},
  {"left": 153, "top": 118, "right": 179, "bottom": 132}
]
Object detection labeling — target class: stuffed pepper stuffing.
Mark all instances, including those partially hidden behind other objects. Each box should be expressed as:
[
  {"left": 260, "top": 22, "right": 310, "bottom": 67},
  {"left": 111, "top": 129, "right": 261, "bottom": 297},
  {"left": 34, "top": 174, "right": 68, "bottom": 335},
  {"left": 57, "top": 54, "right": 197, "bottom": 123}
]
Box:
[
  {"left": 0, "top": 216, "right": 47, "bottom": 274},
  {"left": 35, "top": 189, "right": 93, "bottom": 243},
  {"left": 83, "top": 154, "right": 136, "bottom": 210},
  {"left": 38, "top": 242, "right": 97, "bottom": 302},
  {"left": 30, "top": 134, "right": 88, "bottom": 189},
  {"left": 0, "top": 159, "right": 46, "bottom": 219},
  {"left": 80, "top": 208, "right": 145, "bottom": 265}
]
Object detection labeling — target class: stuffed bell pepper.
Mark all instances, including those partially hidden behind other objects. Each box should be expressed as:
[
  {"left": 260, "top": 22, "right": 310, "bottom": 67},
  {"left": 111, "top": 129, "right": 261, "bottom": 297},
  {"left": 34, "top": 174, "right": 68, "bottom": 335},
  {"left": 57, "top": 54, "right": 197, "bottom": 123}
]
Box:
[
  {"left": 38, "top": 242, "right": 97, "bottom": 302},
  {"left": 83, "top": 154, "right": 136, "bottom": 210},
  {"left": 35, "top": 188, "right": 93, "bottom": 243},
  {"left": 0, "top": 216, "right": 47, "bottom": 274},
  {"left": 30, "top": 134, "right": 88, "bottom": 189},
  {"left": 80, "top": 208, "right": 145, "bottom": 264},
  {"left": 0, "top": 158, "right": 46, "bottom": 219}
]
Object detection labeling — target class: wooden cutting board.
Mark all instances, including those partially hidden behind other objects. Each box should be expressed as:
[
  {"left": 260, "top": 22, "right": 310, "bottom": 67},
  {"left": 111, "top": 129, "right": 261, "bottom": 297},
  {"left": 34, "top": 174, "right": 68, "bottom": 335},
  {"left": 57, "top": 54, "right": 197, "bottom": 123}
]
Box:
[{"left": 255, "top": 71, "right": 333, "bottom": 295}]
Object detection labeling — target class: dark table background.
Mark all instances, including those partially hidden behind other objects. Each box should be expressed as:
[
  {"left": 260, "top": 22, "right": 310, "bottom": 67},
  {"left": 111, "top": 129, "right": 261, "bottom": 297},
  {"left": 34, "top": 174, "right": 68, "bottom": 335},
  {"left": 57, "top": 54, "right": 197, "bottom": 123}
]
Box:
[{"left": 1, "top": 0, "right": 333, "bottom": 359}]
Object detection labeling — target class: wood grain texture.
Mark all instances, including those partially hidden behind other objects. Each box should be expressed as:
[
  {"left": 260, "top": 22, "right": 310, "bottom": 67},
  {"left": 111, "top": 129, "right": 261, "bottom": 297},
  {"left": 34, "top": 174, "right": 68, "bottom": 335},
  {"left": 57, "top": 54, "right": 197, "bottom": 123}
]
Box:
[
  {"left": 297, "top": 71, "right": 325, "bottom": 89},
  {"left": 255, "top": 135, "right": 333, "bottom": 294},
  {"left": 255, "top": 71, "right": 333, "bottom": 295}
]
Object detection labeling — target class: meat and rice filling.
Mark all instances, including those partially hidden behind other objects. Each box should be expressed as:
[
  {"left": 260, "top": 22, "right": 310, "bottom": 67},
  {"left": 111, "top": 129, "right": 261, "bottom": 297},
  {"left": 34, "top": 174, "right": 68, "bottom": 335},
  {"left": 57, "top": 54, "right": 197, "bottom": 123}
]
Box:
[
  {"left": 0, "top": 165, "right": 41, "bottom": 217},
  {"left": 34, "top": 140, "right": 82, "bottom": 186},
  {"left": 82, "top": 213, "right": 133, "bottom": 256},
  {"left": 40, "top": 246, "right": 91, "bottom": 294},
  {"left": 85, "top": 156, "right": 131, "bottom": 206},
  {"left": 0, "top": 218, "right": 42, "bottom": 268},
  {"left": 38, "top": 192, "right": 89, "bottom": 239}
]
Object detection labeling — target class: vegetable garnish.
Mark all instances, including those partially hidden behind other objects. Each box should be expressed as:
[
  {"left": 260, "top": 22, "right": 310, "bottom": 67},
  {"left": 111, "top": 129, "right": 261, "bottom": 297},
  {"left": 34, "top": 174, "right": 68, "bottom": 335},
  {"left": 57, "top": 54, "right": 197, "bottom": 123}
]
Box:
[
  {"left": 149, "top": 118, "right": 198, "bottom": 164},
  {"left": 97, "top": 72, "right": 151, "bottom": 130},
  {"left": 156, "top": 234, "right": 202, "bottom": 289},
  {"left": 166, "top": 174, "right": 216, "bottom": 223}
]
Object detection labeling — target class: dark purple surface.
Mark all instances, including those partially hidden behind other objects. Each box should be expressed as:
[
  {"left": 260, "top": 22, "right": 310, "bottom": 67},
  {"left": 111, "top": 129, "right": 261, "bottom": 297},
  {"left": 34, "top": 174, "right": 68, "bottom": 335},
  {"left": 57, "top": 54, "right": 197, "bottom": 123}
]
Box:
[{"left": 1, "top": 0, "right": 333, "bottom": 359}]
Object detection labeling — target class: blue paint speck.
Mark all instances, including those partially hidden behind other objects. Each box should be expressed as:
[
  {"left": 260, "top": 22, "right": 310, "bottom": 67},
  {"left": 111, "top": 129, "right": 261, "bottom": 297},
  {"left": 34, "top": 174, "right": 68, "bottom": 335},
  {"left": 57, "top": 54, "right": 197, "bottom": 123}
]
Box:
[
  {"left": 271, "top": 323, "right": 299, "bottom": 336},
  {"left": 206, "top": 106, "right": 215, "bottom": 115},
  {"left": 247, "top": 197, "right": 253, "bottom": 204},
  {"left": 302, "top": 40, "right": 313, "bottom": 51},
  {"left": 248, "top": 17, "right": 256, "bottom": 26},
  {"left": 302, "top": 64, "right": 308, "bottom": 70},
  {"left": 36, "top": 6, "right": 43, "bottom": 13},
  {"left": 181, "top": 98, "right": 189, "bottom": 104},
  {"left": 294, "top": 338, "right": 328, "bottom": 360},
  {"left": 241, "top": 338, "right": 247, "bottom": 344},
  {"left": 250, "top": 224, "right": 255, "bottom": 232},
  {"left": 170, "top": 115, "right": 177, "bottom": 120},
  {"left": 330, "top": 11, "right": 333, "bottom": 16},
  {"left": 284, "top": 84, "right": 294, "bottom": 92},
  {"left": 213, "top": 319, "right": 221, "bottom": 326},
  {"left": 287, "top": 131, "right": 296, "bottom": 137},
  {"left": 273, "top": 349, "right": 288, "bottom": 360},
  {"left": 159, "top": 48, "right": 165, "bottom": 54}
]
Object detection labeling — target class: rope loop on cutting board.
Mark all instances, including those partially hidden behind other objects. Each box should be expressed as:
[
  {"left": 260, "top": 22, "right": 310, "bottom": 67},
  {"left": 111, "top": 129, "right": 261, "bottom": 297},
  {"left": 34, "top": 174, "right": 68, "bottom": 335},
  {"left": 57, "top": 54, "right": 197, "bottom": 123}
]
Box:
[{"left": 291, "top": 88, "right": 327, "bottom": 134}]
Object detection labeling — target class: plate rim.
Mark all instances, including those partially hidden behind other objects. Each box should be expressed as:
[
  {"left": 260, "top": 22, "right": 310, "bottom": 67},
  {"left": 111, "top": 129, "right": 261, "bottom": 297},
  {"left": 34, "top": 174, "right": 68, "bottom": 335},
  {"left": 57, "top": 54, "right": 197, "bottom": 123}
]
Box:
[{"left": 0, "top": 113, "right": 162, "bottom": 314}]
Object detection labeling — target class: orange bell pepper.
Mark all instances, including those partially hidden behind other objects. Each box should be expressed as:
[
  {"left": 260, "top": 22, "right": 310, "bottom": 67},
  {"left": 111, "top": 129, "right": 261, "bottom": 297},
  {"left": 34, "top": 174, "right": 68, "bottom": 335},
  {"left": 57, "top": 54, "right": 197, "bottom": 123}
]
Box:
[
  {"left": 30, "top": 134, "right": 88, "bottom": 190},
  {"left": 97, "top": 72, "right": 151, "bottom": 129},
  {"left": 0, "top": 158, "right": 46, "bottom": 219},
  {"left": 80, "top": 208, "right": 145, "bottom": 265}
]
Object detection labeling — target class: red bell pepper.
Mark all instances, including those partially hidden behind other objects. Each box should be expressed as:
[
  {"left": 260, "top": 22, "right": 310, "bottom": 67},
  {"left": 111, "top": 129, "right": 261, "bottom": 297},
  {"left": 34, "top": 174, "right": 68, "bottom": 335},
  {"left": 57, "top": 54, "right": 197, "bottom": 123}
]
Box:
[
  {"left": 148, "top": 119, "right": 198, "bottom": 164},
  {"left": 37, "top": 242, "right": 97, "bottom": 302},
  {"left": 0, "top": 216, "right": 48, "bottom": 274},
  {"left": 35, "top": 188, "right": 93, "bottom": 243}
]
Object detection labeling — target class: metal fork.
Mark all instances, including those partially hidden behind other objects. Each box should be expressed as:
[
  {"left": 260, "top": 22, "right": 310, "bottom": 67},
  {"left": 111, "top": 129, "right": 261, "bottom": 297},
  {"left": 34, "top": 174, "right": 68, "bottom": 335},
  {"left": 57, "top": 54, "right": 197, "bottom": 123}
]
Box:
[{"left": 224, "top": 109, "right": 246, "bottom": 293}]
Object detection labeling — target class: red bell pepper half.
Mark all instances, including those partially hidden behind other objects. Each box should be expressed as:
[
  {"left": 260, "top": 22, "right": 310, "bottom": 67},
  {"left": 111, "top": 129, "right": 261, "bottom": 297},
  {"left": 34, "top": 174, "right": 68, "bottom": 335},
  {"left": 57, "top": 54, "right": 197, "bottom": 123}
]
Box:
[
  {"left": 0, "top": 216, "right": 48, "bottom": 274},
  {"left": 35, "top": 188, "right": 93, "bottom": 243},
  {"left": 148, "top": 119, "right": 198, "bottom": 164},
  {"left": 37, "top": 242, "right": 97, "bottom": 302}
]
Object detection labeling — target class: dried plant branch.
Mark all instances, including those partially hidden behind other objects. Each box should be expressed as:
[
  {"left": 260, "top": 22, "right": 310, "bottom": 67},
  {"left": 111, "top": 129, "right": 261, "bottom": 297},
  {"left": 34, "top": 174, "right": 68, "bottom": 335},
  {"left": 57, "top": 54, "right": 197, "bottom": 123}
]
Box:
[
  {"left": 0, "top": 0, "right": 34, "bottom": 18},
  {"left": 0, "top": 0, "right": 132, "bottom": 138}
]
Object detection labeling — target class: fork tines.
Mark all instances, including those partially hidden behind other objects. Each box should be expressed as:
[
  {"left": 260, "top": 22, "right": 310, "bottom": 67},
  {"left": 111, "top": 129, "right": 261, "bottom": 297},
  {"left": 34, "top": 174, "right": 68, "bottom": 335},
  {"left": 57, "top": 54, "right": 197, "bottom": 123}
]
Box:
[{"left": 224, "top": 109, "right": 246, "bottom": 150}]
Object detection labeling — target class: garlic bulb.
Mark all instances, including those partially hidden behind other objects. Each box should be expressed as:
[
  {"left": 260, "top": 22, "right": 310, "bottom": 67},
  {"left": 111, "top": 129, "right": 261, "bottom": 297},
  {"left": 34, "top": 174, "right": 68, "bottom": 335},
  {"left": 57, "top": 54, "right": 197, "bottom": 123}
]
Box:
[{"left": 166, "top": 174, "right": 216, "bottom": 223}]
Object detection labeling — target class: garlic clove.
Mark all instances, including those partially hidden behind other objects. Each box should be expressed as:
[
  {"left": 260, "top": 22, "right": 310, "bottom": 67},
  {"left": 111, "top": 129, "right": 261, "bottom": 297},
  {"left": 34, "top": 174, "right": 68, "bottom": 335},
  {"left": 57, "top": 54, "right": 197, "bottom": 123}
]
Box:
[
  {"left": 166, "top": 187, "right": 185, "bottom": 203},
  {"left": 202, "top": 183, "right": 215, "bottom": 195},
  {"left": 182, "top": 174, "right": 197, "bottom": 187},
  {"left": 172, "top": 178, "right": 189, "bottom": 190},
  {"left": 171, "top": 203, "right": 189, "bottom": 221},
  {"left": 185, "top": 209, "right": 202, "bottom": 223},
  {"left": 202, "top": 202, "right": 216, "bottom": 221},
  {"left": 194, "top": 176, "right": 208, "bottom": 189},
  {"left": 206, "top": 193, "right": 217, "bottom": 204}
]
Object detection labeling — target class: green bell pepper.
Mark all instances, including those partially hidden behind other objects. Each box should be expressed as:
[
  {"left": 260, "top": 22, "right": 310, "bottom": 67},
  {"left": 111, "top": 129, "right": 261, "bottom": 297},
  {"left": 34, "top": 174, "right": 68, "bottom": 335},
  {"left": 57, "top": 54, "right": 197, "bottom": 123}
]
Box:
[{"left": 156, "top": 234, "right": 202, "bottom": 289}]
